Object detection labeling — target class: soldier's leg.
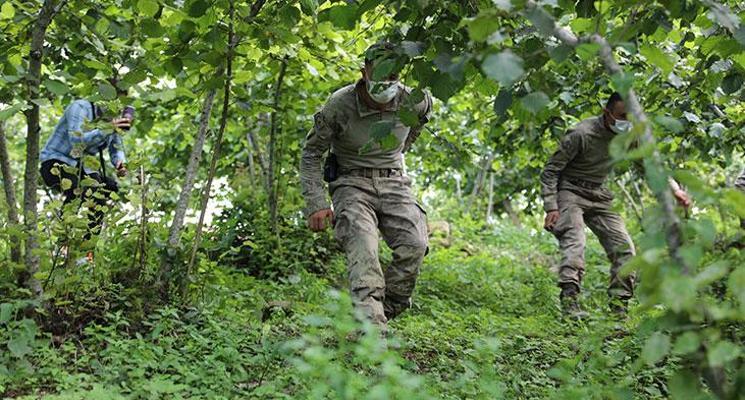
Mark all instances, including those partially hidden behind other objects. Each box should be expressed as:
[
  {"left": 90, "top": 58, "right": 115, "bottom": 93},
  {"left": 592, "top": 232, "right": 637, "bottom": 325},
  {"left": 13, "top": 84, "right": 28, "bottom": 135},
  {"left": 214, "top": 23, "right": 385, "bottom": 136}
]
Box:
[
  {"left": 552, "top": 193, "right": 588, "bottom": 292},
  {"left": 377, "top": 176, "right": 429, "bottom": 321},
  {"left": 332, "top": 183, "right": 387, "bottom": 330},
  {"left": 585, "top": 206, "right": 636, "bottom": 300}
]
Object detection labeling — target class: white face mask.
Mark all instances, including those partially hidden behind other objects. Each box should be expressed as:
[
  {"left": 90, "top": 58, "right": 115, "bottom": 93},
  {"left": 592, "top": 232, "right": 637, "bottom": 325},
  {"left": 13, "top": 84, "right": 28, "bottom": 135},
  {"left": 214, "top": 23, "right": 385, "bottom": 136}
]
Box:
[
  {"left": 366, "top": 80, "right": 399, "bottom": 104},
  {"left": 610, "top": 119, "right": 632, "bottom": 134}
]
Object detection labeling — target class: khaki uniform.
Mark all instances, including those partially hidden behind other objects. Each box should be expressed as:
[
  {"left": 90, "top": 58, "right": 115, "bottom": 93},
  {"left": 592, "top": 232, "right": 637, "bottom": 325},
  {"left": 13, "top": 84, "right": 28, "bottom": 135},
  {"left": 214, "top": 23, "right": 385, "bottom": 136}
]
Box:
[
  {"left": 540, "top": 116, "right": 635, "bottom": 299},
  {"left": 300, "top": 80, "right": 432, "bottom": 330}
]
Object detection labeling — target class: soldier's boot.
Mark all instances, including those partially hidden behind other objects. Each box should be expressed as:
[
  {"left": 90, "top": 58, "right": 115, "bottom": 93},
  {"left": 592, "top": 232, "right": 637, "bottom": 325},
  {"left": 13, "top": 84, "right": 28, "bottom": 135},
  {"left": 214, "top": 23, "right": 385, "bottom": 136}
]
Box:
[{"left": 560, "top": 283, "right": 589, "bottom": 320}]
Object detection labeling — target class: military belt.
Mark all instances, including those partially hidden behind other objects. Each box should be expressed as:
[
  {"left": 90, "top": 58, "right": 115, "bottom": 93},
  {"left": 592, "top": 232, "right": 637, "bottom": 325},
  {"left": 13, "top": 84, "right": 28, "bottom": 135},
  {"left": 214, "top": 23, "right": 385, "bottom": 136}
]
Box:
[
  {"left": 340, "top": 168, "right": 403, "bottom": 178},
  {"left": 564, "top": 177, "right": 603, "bottom": 190}
]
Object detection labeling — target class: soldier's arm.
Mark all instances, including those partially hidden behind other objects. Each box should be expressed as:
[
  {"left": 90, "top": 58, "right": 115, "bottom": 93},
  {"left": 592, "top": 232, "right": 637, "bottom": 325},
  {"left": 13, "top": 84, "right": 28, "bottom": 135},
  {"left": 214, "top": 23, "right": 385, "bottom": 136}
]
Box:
[
  {"left": 300, "top": 106, "right": 337, "bottom": 218},
  {"left": 540, "top": 131, "right": 581, "bottom": 211},
  {"left": 108, "top": 134, "right": 126, "bottom": 167},
  {"left": 403, "top": 91, "right": 433, "bottom": 153},
  {"left": 66, "top": 101, "right": 105, "bottom": 144}
]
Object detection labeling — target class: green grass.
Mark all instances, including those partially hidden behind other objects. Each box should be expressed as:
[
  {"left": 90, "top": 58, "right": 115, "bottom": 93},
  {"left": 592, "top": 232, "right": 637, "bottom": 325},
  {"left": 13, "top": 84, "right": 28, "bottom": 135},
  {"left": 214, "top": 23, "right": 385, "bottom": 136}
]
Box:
[{"left": 5, "top": 221, "right": 680, "bottom": 399}]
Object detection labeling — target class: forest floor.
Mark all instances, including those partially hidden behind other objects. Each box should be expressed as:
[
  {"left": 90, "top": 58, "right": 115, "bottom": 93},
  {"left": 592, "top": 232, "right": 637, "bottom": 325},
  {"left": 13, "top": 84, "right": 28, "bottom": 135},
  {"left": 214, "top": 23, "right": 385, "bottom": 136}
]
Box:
[{"left": 7, "top": 220, "right": 678, "bottom": 399}]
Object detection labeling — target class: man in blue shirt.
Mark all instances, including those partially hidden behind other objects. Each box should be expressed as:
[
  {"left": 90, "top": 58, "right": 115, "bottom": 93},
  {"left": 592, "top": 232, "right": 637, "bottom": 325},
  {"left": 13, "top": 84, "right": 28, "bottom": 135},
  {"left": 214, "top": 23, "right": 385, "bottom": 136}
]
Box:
[{"left": 40, "top": 94, "right": 132, "bottom": 255}]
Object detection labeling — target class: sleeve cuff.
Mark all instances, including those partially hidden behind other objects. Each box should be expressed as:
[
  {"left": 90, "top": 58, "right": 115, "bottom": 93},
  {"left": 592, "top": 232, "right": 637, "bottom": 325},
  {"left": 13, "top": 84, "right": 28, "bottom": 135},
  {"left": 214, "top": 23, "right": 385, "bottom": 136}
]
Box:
[
  {"left": 304, "top": 198, "right": 331, "bottom": 219},
  {"left": 112, "top": 151, "right": 126, "bottom": 166},
  {"left": 543, "top": 196, "right": 558, "bottom": 212}
]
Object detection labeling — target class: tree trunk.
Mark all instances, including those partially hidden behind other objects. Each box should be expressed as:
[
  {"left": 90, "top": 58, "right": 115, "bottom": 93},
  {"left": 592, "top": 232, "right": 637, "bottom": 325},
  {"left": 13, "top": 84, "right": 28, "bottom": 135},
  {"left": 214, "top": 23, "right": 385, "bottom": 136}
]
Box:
[
  {"left": 267, "top": 59, "right": 288, "bottom": 234},
  {"left": 22, "top": 0, "right": 64, "bottom": 298},
  {"left": 0, "top": 123, "right": 22, "bottom": 264},
  {"left": 502, "top": 198, "right": 522, "bottom": 227},
  {"left": 468, "top": 152, "right": 495, "bottom": 209},
  {"left": 183, "top": 0, "right": 236, "bottom": 298},
  {"left": 486, "top": 172, "right": 494, "bottom": 223},
  {"left": 246, "top": 131, "right": 256, "bottom": 186},
  {"left": 160, "top": 88, "right": 218, "bottom": 292}
]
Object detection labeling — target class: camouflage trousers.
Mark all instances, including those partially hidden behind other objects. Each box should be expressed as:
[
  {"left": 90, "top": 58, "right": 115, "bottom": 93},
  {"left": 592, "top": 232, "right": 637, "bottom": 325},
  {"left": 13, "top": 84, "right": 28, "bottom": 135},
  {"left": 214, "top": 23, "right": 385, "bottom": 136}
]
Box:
[
  {"left": 330, "top": 174, "right": 428, "bottom": 331},
  {"left": 551, "top": 187, "right": 636, "bottom": 299}
]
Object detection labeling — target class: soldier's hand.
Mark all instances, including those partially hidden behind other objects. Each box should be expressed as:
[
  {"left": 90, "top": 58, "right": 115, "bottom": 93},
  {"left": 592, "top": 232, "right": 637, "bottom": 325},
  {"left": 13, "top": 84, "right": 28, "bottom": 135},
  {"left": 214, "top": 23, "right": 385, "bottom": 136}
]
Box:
[
  {"left": 111, "top": 118, "right": 131, "bottom": 132},
  {"left": 673, "top": 189, "right": 691, "bottom": 209},
  {"left": 309, "top": 208, "right": 334, "bottom": 232},
  {"left": 544, "top": 210, "right": 560, "bottom": 232}
]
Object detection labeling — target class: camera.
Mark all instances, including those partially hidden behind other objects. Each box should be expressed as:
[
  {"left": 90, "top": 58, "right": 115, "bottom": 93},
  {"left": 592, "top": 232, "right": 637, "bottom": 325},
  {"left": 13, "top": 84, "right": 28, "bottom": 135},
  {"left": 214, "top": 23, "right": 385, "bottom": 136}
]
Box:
[{"left": 121, "top": 105, "right": 135, "bottom": 130}]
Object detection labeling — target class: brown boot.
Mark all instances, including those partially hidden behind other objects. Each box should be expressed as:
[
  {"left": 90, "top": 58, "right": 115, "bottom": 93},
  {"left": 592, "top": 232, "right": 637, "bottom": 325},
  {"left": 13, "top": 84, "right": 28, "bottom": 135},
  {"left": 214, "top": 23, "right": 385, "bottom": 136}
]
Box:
[{"left": 560, "top": 283, "right": 589, "bottom": 320}]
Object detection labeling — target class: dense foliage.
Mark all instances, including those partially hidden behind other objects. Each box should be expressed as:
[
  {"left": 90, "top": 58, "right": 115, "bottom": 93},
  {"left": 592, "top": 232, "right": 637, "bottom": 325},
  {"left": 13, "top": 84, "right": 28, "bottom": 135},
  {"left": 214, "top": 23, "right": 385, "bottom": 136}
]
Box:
[{"left": 0, "top": 0, "right": 744, "bottom": 398}]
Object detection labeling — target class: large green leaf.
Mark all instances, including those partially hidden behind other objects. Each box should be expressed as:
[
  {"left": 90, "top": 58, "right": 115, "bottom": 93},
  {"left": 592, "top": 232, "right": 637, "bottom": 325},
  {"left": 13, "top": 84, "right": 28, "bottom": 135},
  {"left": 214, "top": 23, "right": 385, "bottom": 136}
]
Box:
[
  {"left": 642, "top": 332, "right": 671, "bottom": 366},
  {"left": 640, "top": 44, "right": 674, "bottom": 74},
  {"left": 138, "top": 0, "right": 159, "bottom": 17},
  {"left": 520, "top": 91, "right": 550, "bottom": 115},
  {"left": 482, "top": 51, "right": 524, "bottom": 87}
]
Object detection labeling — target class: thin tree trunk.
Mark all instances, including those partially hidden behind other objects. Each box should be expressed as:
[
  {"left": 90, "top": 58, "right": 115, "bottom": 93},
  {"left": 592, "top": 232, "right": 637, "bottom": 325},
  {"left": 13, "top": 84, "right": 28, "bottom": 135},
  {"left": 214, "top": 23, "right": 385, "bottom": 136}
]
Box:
[
  {"left": 0, "top": 123, "right": 22, "bottom": 264},
  {"left": 267, "top": 58, "right": 288, "bottom": 233},
  {"left": 22, "top": 0, "right": 64, "bottom": 298},
  {"left": 468, "top": 152, "right": 495, "bottom": 209},
  {"left": 454, "top": 175, "right": 462, "bottom": 200},
  {"left": 246, "top": 131, "right": 256, "bottom": 186},
  {"left": 183, "top": 0, "right": 236, "bottom": 298},
  {"left": 502, "top": 198, "right": 522, "bottom": 227},
  {"left": 131, "top": 165, "right": 148, "bottom": 276},
  {"left": 160, "top": 88, "right": 217, "bottom": 291},
  {"left": 486, "top": 172, "right": 494, "bottom": 223}
]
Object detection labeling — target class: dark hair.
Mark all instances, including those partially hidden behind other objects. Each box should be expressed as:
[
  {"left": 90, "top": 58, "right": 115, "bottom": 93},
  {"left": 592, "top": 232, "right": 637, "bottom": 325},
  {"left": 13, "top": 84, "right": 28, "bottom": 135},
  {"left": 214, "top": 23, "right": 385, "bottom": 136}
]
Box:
[
  {"left": 108, "top": 77, "right": 128, "bottom": 97},
  {"left": 605, "top": 92, "right": 623, "bottom": 110}
]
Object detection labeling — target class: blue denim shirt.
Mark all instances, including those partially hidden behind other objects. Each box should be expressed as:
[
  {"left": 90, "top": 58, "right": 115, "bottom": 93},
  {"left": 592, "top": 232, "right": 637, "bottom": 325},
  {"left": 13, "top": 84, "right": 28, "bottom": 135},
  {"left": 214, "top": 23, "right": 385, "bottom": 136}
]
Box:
[{"left": 40, "top": 99, "right": 126, "bottom": 174}]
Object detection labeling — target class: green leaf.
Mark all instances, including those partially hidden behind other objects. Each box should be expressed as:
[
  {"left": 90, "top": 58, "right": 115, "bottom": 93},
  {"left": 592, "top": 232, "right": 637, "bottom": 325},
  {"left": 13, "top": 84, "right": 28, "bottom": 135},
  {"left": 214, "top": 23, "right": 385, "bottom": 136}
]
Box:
[
  {"left": 525, "top": 6, "right": 555, "bottom": 35},
  {"left": 98, "top": 82, "right": 117, "bottom": 100},
  {"left": 640, "top": 44, "right": 674, "bottom": 74},
  {"left": 138, "top": 0, "right": 159, "bottom": 17},
  {"left": 707, "top": 341, "right": 741, "bottom": 367},
  {"left": 610, "top": 72, "right": 634, "bottom": 97},
  {"left": 482, "top": 51, "right": 524, "bottom": 87},
  {"left": 493, "top": 90, "right": 513, "bottom": 118},
  {"left": 721, "top": 73, "right": 743, "bottom": 94},
  {"left": 642, "top": 332, "right": 671, "bottom": 366},
  {"left": 299, "top": 0, "right": 317, "bottom": 15},
  {"left": 575, "top": 43, "right": 600, "bottom": 60},
  {"left": 61, "top": 178, "right": 73, "bottom": 191},
  {"left": 8, "top": 335, "right": 31, "bottom": 358},
  {"left": 323, "top": 4, "right": 358, "bottom": 30},
  {"left": 43, "top": 79, "right": 69, "bottom": 96},
  {"left": 672, "top": 332, "right": 700, "bottom": 355},
  {"left": 0, "top": 103, "right": 27, "bottom": 121},
  {"left": 468, "top": 14, "right": 500, "bottom": 42},
  {"left": 520, "top": 91, "right": 550, "bottom": 115},
  {"left": 0, "top": 2, "right": 15, "bottom": 19},
  {"left": 188, "top": 0, "right": 209, "bottom": 17},
  {"left": 400, "top": 41, "right": 424, "bottom": 57},
  {"left": 654, "top": 115, "right": 683, "bottom": 133},
  {"left": 397, "top": 108, "right": 419, "bottom": 128},
  {"left": 0, "top": 303, "right": 12, "bottom": 324}
]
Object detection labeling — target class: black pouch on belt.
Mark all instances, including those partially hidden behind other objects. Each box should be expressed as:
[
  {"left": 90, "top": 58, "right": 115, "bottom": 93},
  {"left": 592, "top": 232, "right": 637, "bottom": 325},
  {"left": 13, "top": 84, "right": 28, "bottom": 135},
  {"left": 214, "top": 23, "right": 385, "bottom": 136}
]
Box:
[{"left": 323, "top": 153, "right": 338, "bottom": 183}]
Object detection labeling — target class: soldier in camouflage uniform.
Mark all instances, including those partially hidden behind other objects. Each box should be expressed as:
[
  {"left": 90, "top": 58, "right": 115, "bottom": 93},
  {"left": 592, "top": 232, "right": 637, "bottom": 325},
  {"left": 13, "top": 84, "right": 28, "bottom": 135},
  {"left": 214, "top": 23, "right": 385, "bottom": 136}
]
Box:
[
  {"left": 300, "top": 42, "right": 433, "bottom": 333},
  {"left": 540, "top": 92, "right": 691, "bottom": 319}
]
